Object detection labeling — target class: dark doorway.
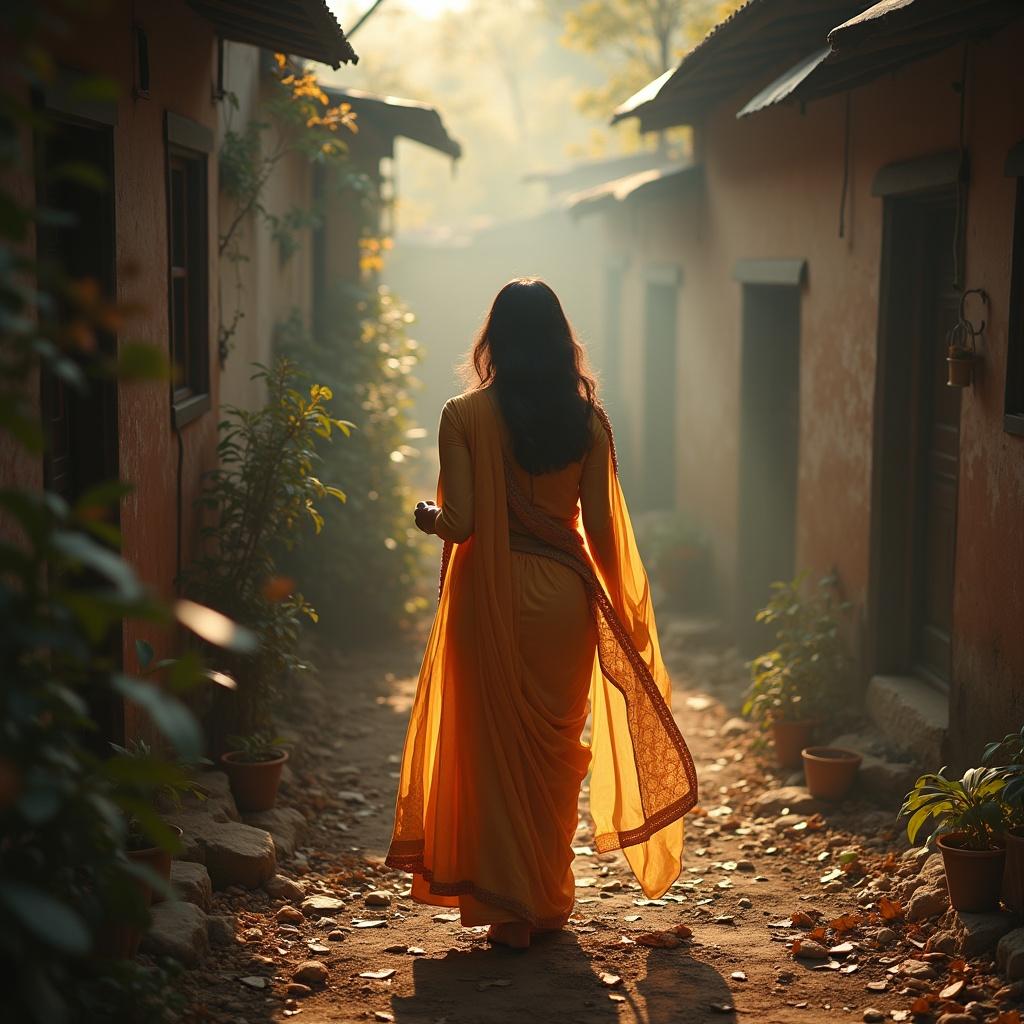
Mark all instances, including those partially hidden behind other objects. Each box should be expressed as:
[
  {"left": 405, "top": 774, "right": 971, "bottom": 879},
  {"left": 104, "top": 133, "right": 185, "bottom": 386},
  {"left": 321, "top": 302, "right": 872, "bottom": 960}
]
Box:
[
  {"left": 871, "top": 191, "right": 960, "bottom": 689},
  {"left": 35, "top": 112, "right": 123, "bottom": 741},
  {"left": 736, "top": 285, "right": 801, "bottom": 654},
  {"left": 35, "top": 116, "right": 119, "bottom": 503},
  {"left": 642, "top": 275, "right": 679, "bottom": 510}
]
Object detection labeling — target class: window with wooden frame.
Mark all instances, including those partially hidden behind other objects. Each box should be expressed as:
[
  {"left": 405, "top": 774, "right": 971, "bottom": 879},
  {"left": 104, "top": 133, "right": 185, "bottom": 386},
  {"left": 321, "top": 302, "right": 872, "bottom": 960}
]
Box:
[
  {"left": 166, "top": 112, "right": 212, "bottom": 427},
  {"left": 1005, "top": 144, "right": 1024, "bottom": 436}
]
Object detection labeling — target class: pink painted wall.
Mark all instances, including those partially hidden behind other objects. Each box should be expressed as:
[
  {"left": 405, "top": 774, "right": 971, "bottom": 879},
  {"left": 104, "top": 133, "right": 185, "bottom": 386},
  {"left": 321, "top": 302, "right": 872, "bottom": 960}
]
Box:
[
  {"left": 604, "top": 22, "right": 1024, "bottom": 762},
  {"left": 43, "top": 1, "right": 221, "bottom": 738}
]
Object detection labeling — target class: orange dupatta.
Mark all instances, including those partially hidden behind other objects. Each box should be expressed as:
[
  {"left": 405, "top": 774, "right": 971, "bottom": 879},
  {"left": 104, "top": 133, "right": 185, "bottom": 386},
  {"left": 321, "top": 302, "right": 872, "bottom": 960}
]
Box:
[{"left": 386, "top": 394, "right": 697, "bottom": 915}]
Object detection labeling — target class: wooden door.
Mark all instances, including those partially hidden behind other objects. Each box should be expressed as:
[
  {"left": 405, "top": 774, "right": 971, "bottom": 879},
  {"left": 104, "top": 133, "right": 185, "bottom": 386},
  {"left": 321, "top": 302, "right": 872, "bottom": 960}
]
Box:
[
  {"left": 642, "top": 278, "right": 679, "bottom": 510},
  {"left": 912, "top": 202, "right": 960, "bottom": 685},
  {"left": 872, "top": 192, "right": 959, "bottom": 689},
  {"left": 736, "top": 284, "right": 801, "bottom": 654}
]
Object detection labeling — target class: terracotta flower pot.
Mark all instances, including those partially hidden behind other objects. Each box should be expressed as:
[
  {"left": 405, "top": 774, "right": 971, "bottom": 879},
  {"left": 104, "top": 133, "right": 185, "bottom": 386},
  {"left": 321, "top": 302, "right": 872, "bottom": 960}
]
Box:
[
  {"left": 221, "top": 749, "right": 289, "bottom": 812},
  {"left": 801, "top": 746, "right": 862, "bottom": 801},
  {"left": 936, "top": 831, "right": 1006, "bottom": 912},
  {"left": 127, "top": 824, "right": 183, "bottom": 905},
  {"left": 1003, "top": 827, "right": 1024, "bottom": 916},
  {"left": 771, "top": 719, "right": 815, "bottom": 770}
]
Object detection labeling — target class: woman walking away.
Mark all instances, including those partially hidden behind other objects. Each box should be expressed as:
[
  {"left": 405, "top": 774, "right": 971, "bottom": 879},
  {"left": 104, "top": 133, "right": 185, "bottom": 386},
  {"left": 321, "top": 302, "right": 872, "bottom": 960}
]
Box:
[{"left": 386, "top": 278, "right": 698, "bottom": 950}]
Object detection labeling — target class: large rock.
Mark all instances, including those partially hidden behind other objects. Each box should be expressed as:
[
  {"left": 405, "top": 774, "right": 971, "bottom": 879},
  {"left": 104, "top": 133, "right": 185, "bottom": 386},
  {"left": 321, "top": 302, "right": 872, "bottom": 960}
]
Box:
[
  {"left": 265, "top": 873, "right": 305, "bottom": 902},
  {"left": 169, "top": 818, "right": 276, "bottom": 890},
  {"left": 140, "top": 900, "right": 209, "bottom": 966},
  {"left": 301, "top": 894, "right": 347, "bottom": 917},
  {"left": 954, "top": 911, "right": 1016, "bottom": 956},
  {"left": 752, "top": 787, "right": 820, "bottom": 818},
  {"left": 192, "top": 770, "right": 240, "bottom": 822},
  {"left": 243, "top": 806, "right": 307, "bottom": 860},
  {"left": 997, "top": 927, "right": 1024, "bottom": 979},
  {"left": 908, "top": 885, "right": 949, "bottom": 922},
  {"left": 865, "top": 675, "right": 947, "bottom": 766},
  {"left": 203, "top": 822, "right": 276, "bottom": 889},
  {"left": 857, "top": 754, "right": 920, "bottom": 807},
  {"left": 171, "top": 860, "right": 212, "bottom": 911}
]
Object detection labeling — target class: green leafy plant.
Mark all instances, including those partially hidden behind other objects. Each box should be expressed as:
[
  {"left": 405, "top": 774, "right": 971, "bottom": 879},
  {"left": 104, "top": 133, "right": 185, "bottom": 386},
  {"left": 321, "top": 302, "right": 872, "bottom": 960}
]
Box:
[
  {"left": 217, "top": 54, "right": 366, "bottom": 363},
  {"left": 226, "top": 732, "right": 288, "bottom": 764},
  {"left": 0, "top": 10, "right": 252, "bottom": 1019},
  {"left": 742, "top": 575, "right": 850, "bottom": 726},
  {"left": 982, "top": 725, "right": 1024, "bottom": 823},
  {"left": 900, "top": 766, "right": 1009, "bottom": 851},
  {"left": 276, "top": 284, "right": 428, "bottom": 645},
  {"left": 635, "top": 511, "right": 711, "bottom": 610},
  {"left": 185, "top": 359, "right": 349, "bottom": 734}
]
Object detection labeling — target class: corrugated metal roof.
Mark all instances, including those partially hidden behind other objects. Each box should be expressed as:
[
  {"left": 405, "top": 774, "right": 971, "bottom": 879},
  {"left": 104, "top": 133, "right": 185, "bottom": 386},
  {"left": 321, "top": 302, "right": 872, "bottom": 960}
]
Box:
[
  {"left": 612, "top": 0, "right": 871, "bottom": 131},
  {"left": 774, "top": 0, "right": 1023, "bottom": 108},
  {"left": 736, "top": 46, "right": 829, "bottom": 117},
  {"left": 189, "top": 0, "right": 358, "bottom": 68},
  {"left": 566, "top": 163, "right": 701, "bottom": 218},
  {"left": 611, "top": 69, "right": 676, "bottom": 124},
  {"left": 325, "top": 87, "right": 462, "bottom": 160}
]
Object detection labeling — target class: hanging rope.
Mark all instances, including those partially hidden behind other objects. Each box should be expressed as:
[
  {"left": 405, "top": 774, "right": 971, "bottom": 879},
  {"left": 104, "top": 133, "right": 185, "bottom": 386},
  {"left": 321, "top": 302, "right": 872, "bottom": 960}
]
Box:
[{"left": 838, "top": 91, "right": 852, "bottom": 239}]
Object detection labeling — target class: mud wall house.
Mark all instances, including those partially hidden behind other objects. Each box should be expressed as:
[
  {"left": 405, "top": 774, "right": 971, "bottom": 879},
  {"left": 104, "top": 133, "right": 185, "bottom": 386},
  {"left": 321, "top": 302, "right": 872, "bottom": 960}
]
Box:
[
  {"left": 594, "top": 0, "right": 1024, "bottom": 767},
  {"left": 6, "top": 0, "right": 355, "bottom": 743},
  {"left": 215, "top": 75, "right": 463, "bottom": 409}
]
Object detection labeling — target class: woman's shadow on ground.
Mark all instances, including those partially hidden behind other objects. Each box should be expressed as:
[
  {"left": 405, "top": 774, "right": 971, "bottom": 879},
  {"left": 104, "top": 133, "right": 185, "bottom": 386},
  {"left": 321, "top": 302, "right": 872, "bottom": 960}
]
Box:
[{"left": 390, "top": 932, "right": 734, "bottom": 1024}]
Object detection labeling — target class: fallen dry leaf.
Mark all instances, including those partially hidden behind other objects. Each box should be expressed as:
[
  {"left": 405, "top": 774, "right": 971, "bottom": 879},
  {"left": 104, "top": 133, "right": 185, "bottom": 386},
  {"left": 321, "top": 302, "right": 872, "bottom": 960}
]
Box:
[
  {"left": 878, "top": 897, "right": 904, "bottom": 921},
  {"left": 636, "top": 931, "right": 682, "bottom": 949},
  {"left": 790, "top": 910, "right": 815, "bottom": 928},
  {"left": 672, "top": 924, "right": 693, "bottom": 939},
  {"left": 829, "top": 913, "right": 862, "bottom": 934}
]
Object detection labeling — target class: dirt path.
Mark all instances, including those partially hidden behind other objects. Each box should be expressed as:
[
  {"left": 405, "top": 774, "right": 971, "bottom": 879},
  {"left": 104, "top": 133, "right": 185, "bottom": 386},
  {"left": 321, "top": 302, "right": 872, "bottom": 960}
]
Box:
[{"left": 182, "top": 635, "right": 1017, "bottom": 1024}]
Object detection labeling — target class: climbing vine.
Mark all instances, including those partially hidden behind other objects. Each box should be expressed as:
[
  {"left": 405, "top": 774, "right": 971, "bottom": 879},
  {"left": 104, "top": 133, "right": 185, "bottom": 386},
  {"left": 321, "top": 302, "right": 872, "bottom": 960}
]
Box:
[{"left": 217, "top": 54, "right": 365, "bottom": 365}]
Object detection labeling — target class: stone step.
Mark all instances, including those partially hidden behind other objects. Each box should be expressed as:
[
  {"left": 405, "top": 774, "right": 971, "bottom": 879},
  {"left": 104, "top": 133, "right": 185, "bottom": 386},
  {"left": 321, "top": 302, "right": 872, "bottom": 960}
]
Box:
[
  {"left": 172, "top": 818, "right": 276, "bottom": 890},
  {"left": 170, "top": 860, "right": 212, "bottom": 912},
  {"left": 865, "top": 675, "right": 948, "bottom": 767}
]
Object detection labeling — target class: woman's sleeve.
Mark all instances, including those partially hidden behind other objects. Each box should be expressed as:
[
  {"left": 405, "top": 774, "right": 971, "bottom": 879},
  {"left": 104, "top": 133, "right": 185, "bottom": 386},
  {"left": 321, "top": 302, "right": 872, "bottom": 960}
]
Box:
[
  {"left": 433, "top": 401, "right": 474, "bottom": 544},
  {"left": 580, "top": 419, "right": 618, "bottom": 585}
]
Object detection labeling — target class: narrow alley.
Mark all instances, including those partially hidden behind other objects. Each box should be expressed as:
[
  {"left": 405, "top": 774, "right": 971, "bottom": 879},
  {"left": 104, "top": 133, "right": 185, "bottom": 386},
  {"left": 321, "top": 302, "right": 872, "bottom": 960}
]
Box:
[{"left": 175, "top": 629, "right": 1022, "bottom": 1024}]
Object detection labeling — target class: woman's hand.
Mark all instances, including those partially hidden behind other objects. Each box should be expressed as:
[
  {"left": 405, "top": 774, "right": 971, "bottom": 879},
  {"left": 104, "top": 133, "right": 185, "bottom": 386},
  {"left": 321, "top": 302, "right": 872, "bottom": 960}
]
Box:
[{"left": 414, "top": 501, "right": 441, "bottom": 535}]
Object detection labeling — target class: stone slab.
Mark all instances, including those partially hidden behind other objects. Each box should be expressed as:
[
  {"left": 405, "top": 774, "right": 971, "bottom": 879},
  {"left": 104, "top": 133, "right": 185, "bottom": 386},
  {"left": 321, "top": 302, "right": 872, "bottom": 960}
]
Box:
[
  {"left": 997, "top": 927, "right": 1024, "bottom": 979},
  {"left": 171, "top": 860, "right": 212, "bottom": 912},
  {"left": 140, "top": 900, "right": 209, "bottom": 966},
  {"left": 866, "top": 675, "right": 948, "bottom": 766},
  {"left": 242, "top": 806, "right": 307, "bottom": 861}
]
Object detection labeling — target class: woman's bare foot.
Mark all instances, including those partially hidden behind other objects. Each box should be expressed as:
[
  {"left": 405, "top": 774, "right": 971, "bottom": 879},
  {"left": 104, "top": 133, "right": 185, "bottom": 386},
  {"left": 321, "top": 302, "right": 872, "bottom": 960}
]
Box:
[{"left": 487, "top": 922, "right": 531, "bottom": 949}]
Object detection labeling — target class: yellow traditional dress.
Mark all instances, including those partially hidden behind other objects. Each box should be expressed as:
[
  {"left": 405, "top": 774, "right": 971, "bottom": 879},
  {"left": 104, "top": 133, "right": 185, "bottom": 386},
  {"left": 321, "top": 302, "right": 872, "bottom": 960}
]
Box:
[{"left": 386, "top": 388, "right": 697, "bottom": 927}]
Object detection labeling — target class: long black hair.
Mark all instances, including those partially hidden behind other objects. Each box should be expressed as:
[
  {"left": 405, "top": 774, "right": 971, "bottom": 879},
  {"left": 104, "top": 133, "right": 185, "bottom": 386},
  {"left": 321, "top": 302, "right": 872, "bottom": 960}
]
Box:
[{"left": 465, "top": 278, "right": 597, "bottom": 475}]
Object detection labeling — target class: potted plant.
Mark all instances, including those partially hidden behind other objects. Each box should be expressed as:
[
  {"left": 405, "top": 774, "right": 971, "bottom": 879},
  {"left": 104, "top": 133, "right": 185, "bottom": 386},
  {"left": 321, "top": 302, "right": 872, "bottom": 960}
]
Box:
[
  {"left": 109, "top": 733, "right": 207, "bottom": 901},
  {"left": 802, "top": 746, "right": 862, "bottom": 801},
  {"left": 743, "top": 575, "right": 849, "bottom": 769},
  {"left": 900, "top": 765, "right": 1009, "bottom": 912},
  {"left": 636, "top": 511, "right": 712, "bottom": 612},
  {"left": 983, "top": 725, "right": 1024, "bottom": 914},
  {"left": 221, "top": 732, "right": 289, "bottom": 812}
]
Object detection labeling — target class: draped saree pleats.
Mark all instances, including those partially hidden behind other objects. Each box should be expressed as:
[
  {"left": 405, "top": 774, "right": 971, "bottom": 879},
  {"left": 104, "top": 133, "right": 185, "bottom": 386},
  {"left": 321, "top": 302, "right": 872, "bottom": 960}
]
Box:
[{"left": 386, "top": 389, "right": 698, "bottom": 927}]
